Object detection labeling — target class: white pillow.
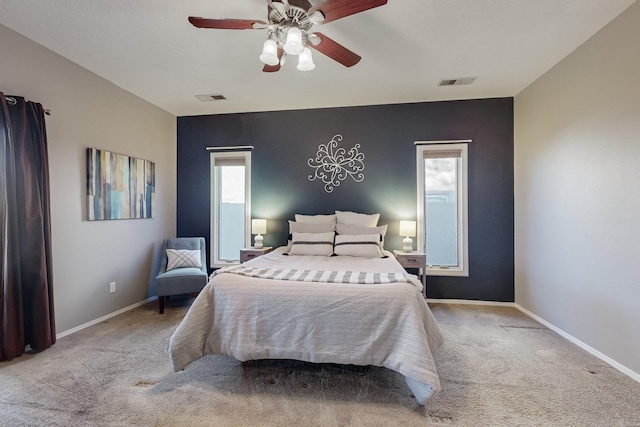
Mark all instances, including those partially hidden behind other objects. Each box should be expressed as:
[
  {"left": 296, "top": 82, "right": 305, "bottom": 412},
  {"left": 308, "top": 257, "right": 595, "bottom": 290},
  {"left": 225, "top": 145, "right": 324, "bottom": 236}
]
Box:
[
  {"left": 166, "top": 249, "right": 202, "bottom": 270},
  {"left": 289, "top": 220, "right": 336, "bottom": 234},
  {"left": 295, "top": 214, "right": 337, "bottom": 224},
  {"left": 287, "top": 221, "right": 337, "bottom": 250},
  {"left": 289, "top": 232, "right": 335, "bottom": 256},
  {"left": 334, "top": 234, "right": 384, "bottom": 258},
  {"left": 336, "top": 223, "right": 387, "bottom": 249},
  {"left": 335, "top": 210, "right": 380, "bottom": 227}
]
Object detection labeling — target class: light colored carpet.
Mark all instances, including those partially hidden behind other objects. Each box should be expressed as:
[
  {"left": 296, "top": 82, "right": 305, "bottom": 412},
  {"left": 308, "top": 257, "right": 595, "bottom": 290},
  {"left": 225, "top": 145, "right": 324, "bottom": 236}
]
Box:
[{"left": 1, "top": 299, "right": 639, "bottom": 426}]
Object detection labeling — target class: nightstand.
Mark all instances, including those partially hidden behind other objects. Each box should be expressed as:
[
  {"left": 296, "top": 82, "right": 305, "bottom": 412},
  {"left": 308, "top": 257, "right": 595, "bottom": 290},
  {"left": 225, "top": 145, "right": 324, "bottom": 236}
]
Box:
[
  {"left": 393, "top": 250, "right": 427, "bottom": 298},
  {"left": 240, "top": 247, "right": 273, "bottom": 263}
]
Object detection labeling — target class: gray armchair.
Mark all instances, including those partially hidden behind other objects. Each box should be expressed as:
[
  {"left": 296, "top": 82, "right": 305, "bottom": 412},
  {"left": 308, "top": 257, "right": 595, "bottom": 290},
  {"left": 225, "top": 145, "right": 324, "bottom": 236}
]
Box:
[{"left": 155, "top": 237, "right": 208, "bottom": 314}]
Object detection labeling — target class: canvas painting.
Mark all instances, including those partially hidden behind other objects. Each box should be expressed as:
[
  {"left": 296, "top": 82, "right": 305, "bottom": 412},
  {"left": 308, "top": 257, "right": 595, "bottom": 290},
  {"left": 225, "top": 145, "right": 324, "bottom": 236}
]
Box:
[{"left": 86, "top": 148, "right": 155, "bottom": 220}]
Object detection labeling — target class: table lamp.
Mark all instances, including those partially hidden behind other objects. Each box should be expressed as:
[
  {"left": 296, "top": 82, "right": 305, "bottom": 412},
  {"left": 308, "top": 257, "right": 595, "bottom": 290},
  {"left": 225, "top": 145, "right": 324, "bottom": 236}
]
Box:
[
  {"left": 251, "top": 219, "right": 267, "bottom": 249},
  {"left": 399, "top": 220, "right": 416, "bottom": 252}
]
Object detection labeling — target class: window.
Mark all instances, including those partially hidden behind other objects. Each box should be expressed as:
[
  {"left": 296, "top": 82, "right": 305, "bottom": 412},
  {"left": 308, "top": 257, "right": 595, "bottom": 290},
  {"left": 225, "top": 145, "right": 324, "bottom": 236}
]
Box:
[
  {"left": 416, "top": 141, "right": 469, "bottom": 276},
  {"left": 210, "top": 149, "right": 252, "bottom": 267}
]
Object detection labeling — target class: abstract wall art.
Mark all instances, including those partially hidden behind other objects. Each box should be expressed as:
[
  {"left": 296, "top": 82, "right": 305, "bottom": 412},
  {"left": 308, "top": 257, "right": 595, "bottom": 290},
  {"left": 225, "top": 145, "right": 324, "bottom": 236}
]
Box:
[
  {"left": 86, "top": 148, "right": 155, "bottom": 220},
  {"left": 308, "top": 134, "right": 365, "bottom": 193}
]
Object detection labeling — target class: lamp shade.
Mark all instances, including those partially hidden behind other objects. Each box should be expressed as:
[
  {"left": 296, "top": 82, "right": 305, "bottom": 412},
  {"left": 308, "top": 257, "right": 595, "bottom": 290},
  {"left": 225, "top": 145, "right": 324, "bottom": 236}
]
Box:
[
  {"left": 252, "top": 219, "right": 267, "bottom": 235},
  {"left": 259, "top": 39, "right": 279, "bottom": 66},
  {"left": 283, "top": 26, "right": 304, "bottom": 55},
  {"left": 297, "top": 47, "right": 315, "bottom": 71},
  {"left": 399, "top": 220, "right": 416, "bottom": 238}
]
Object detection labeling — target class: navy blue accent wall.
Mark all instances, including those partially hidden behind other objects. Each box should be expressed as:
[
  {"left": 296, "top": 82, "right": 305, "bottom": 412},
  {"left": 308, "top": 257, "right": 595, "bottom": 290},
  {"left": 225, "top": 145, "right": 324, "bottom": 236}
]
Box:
[{"left": 177, "top": 98, "right": 514, "bottom": 302}]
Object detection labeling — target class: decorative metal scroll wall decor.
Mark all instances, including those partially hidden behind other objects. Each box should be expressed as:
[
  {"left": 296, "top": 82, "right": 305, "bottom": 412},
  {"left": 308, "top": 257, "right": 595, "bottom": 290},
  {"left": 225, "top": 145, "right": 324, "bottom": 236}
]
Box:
[
  {"left": 86, "top": 148, "right": 155, "bottom": 220},
  {"left": 308, "top": 134, "right": 365, "bottom": 193}
]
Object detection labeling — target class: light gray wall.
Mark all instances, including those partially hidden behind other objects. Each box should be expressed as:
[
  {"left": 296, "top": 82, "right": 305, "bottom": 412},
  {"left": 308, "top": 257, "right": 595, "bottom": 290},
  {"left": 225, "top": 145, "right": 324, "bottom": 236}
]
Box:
[
  {"left": 514, "top": 3, "right": 640, "bottom": 376},
  {"left": 0, "top": 24, "right": 177, "bottom": 334}
]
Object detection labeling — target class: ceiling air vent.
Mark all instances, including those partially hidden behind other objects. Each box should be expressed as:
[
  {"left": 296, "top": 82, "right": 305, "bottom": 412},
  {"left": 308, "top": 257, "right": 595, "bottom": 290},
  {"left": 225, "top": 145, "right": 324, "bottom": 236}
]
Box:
[
  {"left": 195, "top": 94, "right": 227, "bottom": 102},
  {"left": 438, "top": 77, "right": 477, "bottom": 86}
]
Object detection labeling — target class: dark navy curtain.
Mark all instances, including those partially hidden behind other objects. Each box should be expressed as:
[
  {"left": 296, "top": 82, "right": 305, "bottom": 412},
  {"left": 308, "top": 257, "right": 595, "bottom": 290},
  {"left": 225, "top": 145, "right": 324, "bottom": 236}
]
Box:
[{"left": 0, "top": 93, "right": 55, "bottom": 361}]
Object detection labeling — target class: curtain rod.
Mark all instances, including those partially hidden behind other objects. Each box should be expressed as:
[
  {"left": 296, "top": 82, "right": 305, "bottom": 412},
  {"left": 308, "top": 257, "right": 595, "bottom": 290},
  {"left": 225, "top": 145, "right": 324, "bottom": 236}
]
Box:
[
  {"left": 414, "top": 139, "right": 472, "bottom": 145},
  {"left": 206, "top": 146, "right": 253, "bottom": 151},
  {"left": 3, "top": 95, "right": 52, "bottom": 116}
]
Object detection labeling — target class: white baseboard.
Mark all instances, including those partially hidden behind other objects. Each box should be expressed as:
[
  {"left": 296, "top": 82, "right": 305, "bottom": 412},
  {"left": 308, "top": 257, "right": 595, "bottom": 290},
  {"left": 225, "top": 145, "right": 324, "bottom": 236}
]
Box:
[
  {"left": 427, "top": 298, "right": 639, "bottom": 384},
  {"left": 56, "top": 296, "right": 157, "bottom": 340},
  {"left": 515, "top": 303, "right": 640, "bottom": 384},
  {"left": 427, "top": 298, "right": 515, "bottom": 307}
]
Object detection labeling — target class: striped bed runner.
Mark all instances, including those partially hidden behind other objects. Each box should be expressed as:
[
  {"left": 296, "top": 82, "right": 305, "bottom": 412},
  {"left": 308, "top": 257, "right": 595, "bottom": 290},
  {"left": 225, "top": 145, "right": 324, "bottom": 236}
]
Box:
[{"left": 212, "top": 266, "right": 422, "bottom": 291}]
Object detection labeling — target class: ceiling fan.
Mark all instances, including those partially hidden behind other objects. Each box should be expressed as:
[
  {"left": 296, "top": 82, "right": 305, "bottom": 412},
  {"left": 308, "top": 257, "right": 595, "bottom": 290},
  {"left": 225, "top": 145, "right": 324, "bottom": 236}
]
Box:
[{"left": 188, "top": 0, "right": 388, "bottom": 72}]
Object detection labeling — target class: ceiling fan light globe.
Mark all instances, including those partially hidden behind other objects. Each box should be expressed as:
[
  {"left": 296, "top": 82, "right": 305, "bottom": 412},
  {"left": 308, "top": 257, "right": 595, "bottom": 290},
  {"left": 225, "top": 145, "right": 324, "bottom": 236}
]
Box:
[
  {"left": 260, "top": 53, "right": 280, "bottom": 66},
  {"left": 297, "top": 47, "right": 315, "bottom": 71},
  {"left": 283, "top": 26, "right": 304, "bottom": 55},
  {"left": 259, "top": 39, "right": 280, "bottom": 66}
]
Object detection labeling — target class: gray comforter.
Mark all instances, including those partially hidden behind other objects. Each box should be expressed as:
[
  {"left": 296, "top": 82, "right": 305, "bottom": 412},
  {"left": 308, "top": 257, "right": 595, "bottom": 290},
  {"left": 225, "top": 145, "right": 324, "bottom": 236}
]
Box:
[{"left": 168, "top": 247, "right": 443, "bottom": 402}]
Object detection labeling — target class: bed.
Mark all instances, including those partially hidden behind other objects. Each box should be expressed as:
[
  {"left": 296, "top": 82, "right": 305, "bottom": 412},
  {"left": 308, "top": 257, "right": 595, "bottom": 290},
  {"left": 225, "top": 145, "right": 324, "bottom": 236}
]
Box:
[{"left": 168, "top": 214, "right": 444, "bottom": 405}]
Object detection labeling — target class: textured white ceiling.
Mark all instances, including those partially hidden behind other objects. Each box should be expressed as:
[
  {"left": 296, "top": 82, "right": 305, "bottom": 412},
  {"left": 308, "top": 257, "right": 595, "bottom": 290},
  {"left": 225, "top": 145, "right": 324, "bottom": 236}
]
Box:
[{"left": 0, "top": 0, "right": 635, "bottom": 116}]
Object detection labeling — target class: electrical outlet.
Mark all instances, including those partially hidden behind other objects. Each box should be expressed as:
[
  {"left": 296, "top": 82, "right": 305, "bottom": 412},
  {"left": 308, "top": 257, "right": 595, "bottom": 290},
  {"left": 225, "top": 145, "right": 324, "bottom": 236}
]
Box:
[{"left": 109, "top": 281, "right": 116, "bottom": 293}]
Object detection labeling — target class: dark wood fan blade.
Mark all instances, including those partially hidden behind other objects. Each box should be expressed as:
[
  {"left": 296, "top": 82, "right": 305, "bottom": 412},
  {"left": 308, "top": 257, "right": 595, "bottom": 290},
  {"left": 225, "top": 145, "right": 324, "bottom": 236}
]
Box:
[
  {"left": 262, "top": 62, "right": 281, "bottom": 72},
  {"left": 188, "top": 17, "right": 267, "bottom": 30},
  {"left": 263, "top": 48, "right": 284, "bottom": 72},
  {"left": 308, "top": 33, "right": 361, "bottom": 67},
  {"left": 308, "top": 0, "right": 387, "bottom": 24}
]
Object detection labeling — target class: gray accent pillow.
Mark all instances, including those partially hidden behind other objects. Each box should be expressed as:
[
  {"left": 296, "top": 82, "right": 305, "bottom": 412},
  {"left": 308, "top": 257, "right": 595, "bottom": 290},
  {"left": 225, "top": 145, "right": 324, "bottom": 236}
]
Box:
[{"left": 166, "top": 249, "right": 202, "bottom": 270}]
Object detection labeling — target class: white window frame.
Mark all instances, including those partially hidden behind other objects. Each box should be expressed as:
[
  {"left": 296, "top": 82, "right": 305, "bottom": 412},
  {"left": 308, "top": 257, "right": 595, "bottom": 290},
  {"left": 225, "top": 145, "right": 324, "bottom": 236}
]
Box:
[
  {"left": 416, "top": 140, "right": 470, "bottom": 277},
  {"left": 209, "top": 148, "right": 252, "bottom": 268}
]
